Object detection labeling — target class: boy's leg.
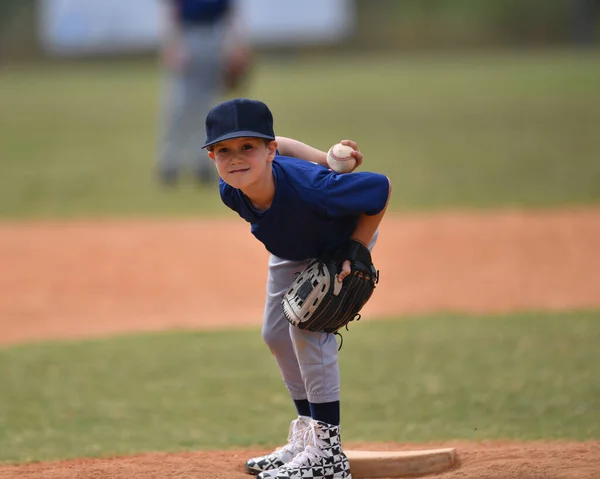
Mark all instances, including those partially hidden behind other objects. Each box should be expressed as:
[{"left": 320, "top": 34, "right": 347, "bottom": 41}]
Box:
[
  {"left": 257, "top": 305, "right": 350, "bottom": 479},
  {"left": 289, "top": 326, "right": 341, "bottom": 413},
  {"left": 289, "top": 230, "right": 379, "bottom": 419},
  {"left": 259, "top": 234, "right": 380, "bottom": 479},
  {"left": 245, "top": 255, "right": 312, "bottom": 475},
  {"left": 257, "top": 260, "right": 347, "bottom": 479},
  {"left": 262, "top": 254, "right": 310, "bottom": 402}
]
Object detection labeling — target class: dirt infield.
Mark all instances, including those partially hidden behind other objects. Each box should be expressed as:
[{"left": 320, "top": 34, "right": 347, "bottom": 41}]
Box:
[
  {"left": 2, "top": 208, "right": 600, "bottom": 346},
  {"left": 1, "top": 208, "right": 599, "bottom": 477}
]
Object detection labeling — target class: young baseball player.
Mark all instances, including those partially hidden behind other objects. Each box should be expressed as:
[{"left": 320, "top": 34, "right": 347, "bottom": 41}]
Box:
[{"left": 203, "top": 98, "right": 391, "bottom": 479}]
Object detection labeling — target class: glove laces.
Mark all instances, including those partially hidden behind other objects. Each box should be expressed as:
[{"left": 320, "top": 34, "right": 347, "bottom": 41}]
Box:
[{"left": 334, "top": 312, "right": 361, "bottom": 351}]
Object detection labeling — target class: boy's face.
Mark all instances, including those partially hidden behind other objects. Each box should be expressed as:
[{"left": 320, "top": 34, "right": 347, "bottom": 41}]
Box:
[{"left": 208, "top": 137, "right": 277, "bottom": 189}]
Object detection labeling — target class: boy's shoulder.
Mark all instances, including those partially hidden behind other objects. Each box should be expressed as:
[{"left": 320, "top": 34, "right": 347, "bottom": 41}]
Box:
[
  {"left": 273, "top": 154, "right": 324, "bottom": 169},
  {"left": 272, "top": 155, "right": 329, "bottom": 183},
  {"left": 272, "top": 155, "right": 387, "bottom": 190}
]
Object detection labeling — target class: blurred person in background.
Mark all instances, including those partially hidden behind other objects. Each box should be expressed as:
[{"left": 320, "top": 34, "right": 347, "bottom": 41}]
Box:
[{"left": 157, "top": 0, "right": 252, "bottom": 187}]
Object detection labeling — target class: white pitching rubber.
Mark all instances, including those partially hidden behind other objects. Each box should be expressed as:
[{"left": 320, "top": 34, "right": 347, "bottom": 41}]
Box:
[{"left": 345, "top": 448, "right": 457, "bottom": 478}]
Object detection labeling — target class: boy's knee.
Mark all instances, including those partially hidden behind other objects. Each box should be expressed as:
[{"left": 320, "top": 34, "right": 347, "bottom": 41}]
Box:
[{"left": 262, "top": 326, "right": 288, "bottom": 353}]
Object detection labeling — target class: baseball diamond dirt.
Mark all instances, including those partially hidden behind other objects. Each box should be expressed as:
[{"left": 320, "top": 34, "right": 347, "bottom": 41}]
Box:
[{"left": 1, "top": 208, "right": 599, "bottom": 478}]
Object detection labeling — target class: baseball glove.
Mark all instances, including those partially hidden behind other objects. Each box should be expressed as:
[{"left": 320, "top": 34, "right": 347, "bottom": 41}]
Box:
[{"left": 282, "top": 239, "right": 379, "bottom": 334}]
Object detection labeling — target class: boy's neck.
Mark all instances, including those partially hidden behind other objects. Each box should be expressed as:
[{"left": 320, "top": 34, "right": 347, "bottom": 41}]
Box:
[{"left": 242, "top": 169, "right": 275, "bottom": 212}]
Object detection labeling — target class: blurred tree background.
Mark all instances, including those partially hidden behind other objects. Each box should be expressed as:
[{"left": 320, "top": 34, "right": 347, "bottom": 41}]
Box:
[
  {"left": 351, "top": 0, "right": 598, "bottom": 51},
  {"left": 0, "top": 0, "right": 598, "bottom": 62}
]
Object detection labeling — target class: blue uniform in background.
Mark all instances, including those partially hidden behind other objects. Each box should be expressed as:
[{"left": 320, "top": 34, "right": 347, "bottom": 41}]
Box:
[{"left": 175, "top": 0, "right": 231, "bottom": 25}]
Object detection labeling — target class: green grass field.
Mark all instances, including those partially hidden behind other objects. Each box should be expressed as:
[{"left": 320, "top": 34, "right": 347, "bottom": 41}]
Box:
[
  {"left": 1, "top": 312, "right": 598, "bottom": 464},
  {"left": 0, "top": 49, "right": 599, "bottom": 218},
  {"left": 1, "top": 50, "right": 599, "bottom": 467}
]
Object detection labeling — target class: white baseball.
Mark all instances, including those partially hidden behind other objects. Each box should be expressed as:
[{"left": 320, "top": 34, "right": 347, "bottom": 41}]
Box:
[{"left": 326, "top": 143, "right": 356, "bottom": 174}]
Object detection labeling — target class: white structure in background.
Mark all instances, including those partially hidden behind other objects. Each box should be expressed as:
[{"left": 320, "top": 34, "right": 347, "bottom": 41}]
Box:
[{"left": 38, "top": 0, "right": 356, "bottom": 56}]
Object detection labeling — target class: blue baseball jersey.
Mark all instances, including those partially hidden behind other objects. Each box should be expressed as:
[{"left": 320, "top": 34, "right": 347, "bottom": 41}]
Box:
[{"left": 220, "top": 156, "right": 389, "bottom": 261}]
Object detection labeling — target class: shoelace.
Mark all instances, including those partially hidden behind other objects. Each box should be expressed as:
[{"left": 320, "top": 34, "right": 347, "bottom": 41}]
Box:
[
  {"left": 286, "top": 422, "right": 330, "bottom": 468},
  {"left": 278, "top": 418, "right": 308, "bottom": 454}
]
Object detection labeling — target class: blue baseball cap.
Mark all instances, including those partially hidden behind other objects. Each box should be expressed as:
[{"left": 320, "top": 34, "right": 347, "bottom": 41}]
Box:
[{"left": 202, "top": 98, "right": 276, "bottom": 149}]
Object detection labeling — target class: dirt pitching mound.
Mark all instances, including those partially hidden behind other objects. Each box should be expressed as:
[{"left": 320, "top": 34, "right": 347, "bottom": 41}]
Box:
[{"left": 1, "top": 441, "right": 599, "bottom": 479}]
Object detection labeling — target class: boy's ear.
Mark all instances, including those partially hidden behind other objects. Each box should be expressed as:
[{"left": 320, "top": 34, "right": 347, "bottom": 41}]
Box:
[
  {"left": 207, "top": 150, "right": 215, "bottom": 160},
  {"left": 267, "top": 140, "right": 278, "bottom": 159}
]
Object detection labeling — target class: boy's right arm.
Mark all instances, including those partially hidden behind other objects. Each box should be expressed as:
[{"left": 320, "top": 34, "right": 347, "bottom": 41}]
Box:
[
  {"left": 276, "top": 137, "right": 363, "bottom": 171},
  {"left": 276, "top": 137, "right": 327, "bottom": 166}
]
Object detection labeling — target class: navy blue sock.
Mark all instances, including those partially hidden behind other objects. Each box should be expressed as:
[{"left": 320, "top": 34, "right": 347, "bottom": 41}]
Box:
[
  {"left": 294, "top": 399, "right": 311, "bottom": 417},
  {"left": 309, "top": 401, "right": 340, "bottom": 426}
]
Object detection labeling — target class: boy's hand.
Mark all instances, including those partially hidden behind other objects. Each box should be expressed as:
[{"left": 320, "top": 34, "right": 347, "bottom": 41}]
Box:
[
  {"left": 339, "top": 139, "right": 363, "bottom": 172},
  {"left": 337, "top": 260, "right": 352, "bottom": 282}
]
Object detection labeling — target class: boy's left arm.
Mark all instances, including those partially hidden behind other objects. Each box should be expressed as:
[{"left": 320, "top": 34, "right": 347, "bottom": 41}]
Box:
[
  {"left": 339, "top": 176, "right": 392, "bottom": 281},
  {"left": 281, "top": 176, "right": 391, "bottom": 333},
  {"left": 276, "top": 137, "right": 363, "bottom": 172}
]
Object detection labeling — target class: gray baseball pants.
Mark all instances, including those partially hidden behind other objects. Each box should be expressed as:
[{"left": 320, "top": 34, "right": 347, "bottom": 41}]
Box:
[{"left": 262, "top": 232, "right": 378, "bottom": 404}]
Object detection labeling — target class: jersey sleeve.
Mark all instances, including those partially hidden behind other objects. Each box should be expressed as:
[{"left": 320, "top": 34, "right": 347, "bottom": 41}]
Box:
[{"left": 324, "top": 172, "right": 389, "bottom": 217}]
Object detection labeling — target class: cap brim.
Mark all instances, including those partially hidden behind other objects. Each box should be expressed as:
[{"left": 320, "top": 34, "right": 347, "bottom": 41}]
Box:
[{"left": 202, "top": 131, "right": 275, "bottom": 149}]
